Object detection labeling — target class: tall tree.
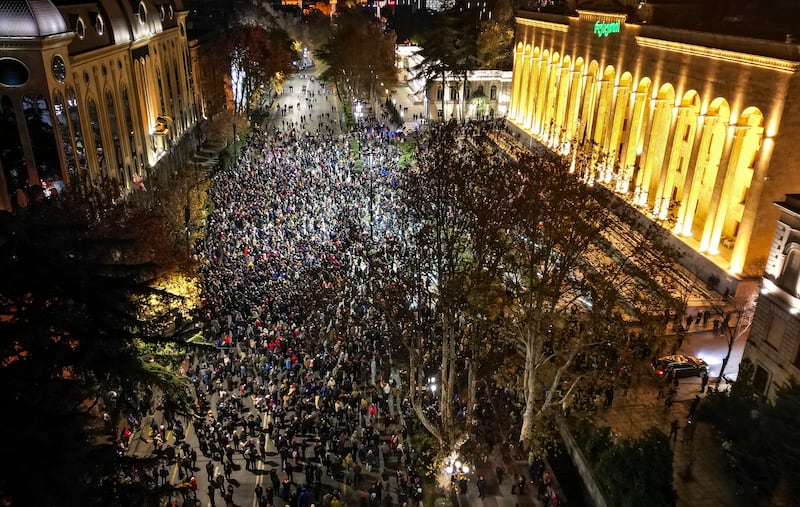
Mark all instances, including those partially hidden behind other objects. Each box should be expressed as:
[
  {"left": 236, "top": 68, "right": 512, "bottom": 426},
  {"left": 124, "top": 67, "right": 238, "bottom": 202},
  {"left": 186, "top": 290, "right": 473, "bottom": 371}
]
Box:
[
  {"left": 463, "top": 141, "right": 678, "bottom": 450},
  {"left": 316, "top": 8, "right": 398, "bottom": 103},
  {"left": 0, "top": 201, "right": 204, "bottom": 505},
  {"left": 222, "top": 24, "right": 297, "bottom": 113},
  {"left": 476, "top": 0, "right": 515, "bottom": 70},
  {"left": 414, "top": 8, "right": 481, "bottom": 121}
]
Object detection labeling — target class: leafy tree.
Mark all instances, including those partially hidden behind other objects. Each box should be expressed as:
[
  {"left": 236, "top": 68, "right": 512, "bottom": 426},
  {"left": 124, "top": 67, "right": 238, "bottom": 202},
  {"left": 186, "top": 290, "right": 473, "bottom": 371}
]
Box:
[
  {"left": 465, "top": 145, "right": 677, "bottom": 450},
  {"left": 701, "top": 362, "right": 800, "bottom": 503},
  {"left": 476, "top": 0, "right": 515, "bottom": 70},
  {"left": 0, "top": 200, "right": 204, "bottom": 505},
  {"left": 222, "top": 24, "right": 297, "bottom": 113},
  {"left": 316, "top": 8, "right": 398, "bottom": 103},
  {"left": 595, "top": 428, "right": 676, "bottom": 507},
  {"left": 414, "top": 8, "right": 480, "bottom": 121}
]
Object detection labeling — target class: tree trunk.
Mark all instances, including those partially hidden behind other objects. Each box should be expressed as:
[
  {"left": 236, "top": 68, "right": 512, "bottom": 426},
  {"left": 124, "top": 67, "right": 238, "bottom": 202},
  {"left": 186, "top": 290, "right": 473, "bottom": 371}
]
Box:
[
  {"left": 409, "top": 344, "right": 444, "bottom": 444},
  {"left": 467, "top": 358, "right": 476, "bottom": 427},
  {"left": 519, "top": 340, "right": 537, "bottom": 446}
]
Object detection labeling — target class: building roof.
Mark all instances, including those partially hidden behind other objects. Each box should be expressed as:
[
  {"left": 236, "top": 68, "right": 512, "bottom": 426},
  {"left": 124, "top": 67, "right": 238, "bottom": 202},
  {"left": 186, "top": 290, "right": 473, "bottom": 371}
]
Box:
[{"left": 0, "top": 0, "right": 69, "bottom": 37}]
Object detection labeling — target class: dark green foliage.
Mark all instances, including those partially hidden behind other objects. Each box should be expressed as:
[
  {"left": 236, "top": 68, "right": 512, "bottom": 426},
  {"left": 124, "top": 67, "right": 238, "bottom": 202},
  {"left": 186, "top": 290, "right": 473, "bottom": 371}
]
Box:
[
  {"left": 0, "top": 203, "right": 196, "bottom": 505},
  {"left": 574, "top": 419, "right": 613, "bottom": 462},
  {"left": 595, "top": 428, "right": 676, "bottom": 507},
  {"left": 316, "top": 8, "right": 398, "bottom": 101},
  {"left": 700, "top": 358, "right": 800, "bottom": 502}
]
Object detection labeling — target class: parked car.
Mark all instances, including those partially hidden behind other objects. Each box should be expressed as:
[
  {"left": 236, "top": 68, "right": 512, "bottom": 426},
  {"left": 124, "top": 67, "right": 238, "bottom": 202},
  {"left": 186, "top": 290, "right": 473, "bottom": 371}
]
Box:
[{"left": 651, "top": 354, "right": 708, "bottom": 378}]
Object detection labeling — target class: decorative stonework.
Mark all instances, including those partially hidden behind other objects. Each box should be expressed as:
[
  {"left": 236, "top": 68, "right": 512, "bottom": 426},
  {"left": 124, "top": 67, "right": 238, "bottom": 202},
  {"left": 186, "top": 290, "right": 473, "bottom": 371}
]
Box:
[
  {"left": 635, "top": 36, "right": 800, "bottom": 72},
  {"left": 575, "top": 10, "right": 628, "bottom": 24},
  {"left": 515, "top": 17, "right": 568, "bottom": 32}
]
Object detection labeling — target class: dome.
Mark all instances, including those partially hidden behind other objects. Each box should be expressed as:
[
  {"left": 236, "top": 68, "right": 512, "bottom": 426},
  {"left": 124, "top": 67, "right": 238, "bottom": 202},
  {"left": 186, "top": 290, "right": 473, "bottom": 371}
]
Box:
[{"left": 0, "top": 0, "right": 68, "bottom": 37}]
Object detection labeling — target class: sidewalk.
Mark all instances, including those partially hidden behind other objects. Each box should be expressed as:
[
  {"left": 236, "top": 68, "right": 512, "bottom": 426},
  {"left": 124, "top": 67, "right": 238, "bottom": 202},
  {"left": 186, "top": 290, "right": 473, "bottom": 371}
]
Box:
[
  {"left": 593, "top": 304, "right": 749, "bottom": 507},
  {"left": 453, "top": 448, "right": 545, "bottom": 507}
]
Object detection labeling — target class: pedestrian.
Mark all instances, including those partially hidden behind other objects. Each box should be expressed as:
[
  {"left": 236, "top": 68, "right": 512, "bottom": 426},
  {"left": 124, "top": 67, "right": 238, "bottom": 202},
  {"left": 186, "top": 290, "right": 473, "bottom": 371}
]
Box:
[
  {"left": 476, "top": 475, "right": 486, "bottom": 498},
  {"left": 159, "top": 465, "right": 169, "bottom": 486},
  {"left": 255, "top": 484, "right": 263, "bottom": 503},
  {"left": 688, "top": 395, "right": 701, "bottom": 420},
  {"left": 603, "top": 386, "right": 614, "bottom": 408},
  {"left": 685, "top": 315, "right": 693, "bottom": 331},
  {"left": 713, "top": 318, "right": 720, "bottom": 334},
  {"left": 208, "top": 483, "right": 216, "bottom": 506},
  {"left": 700, "top": 371, "right": 709, "bottom": 393},
  {"left": 669, "top": 419, "right": 679, "bottom": 443},
  {"left": 206, "top": 460, "right": 215, "bottom": 481}
]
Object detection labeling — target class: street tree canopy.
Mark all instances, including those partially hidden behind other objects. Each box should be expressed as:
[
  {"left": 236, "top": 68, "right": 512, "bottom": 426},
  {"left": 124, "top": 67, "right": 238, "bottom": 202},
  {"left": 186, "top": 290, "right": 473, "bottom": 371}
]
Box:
[
  {"left": 222, "top": 24, "right": 298, "bottom": 113},
  {"left": 316, "top": 8, "right": 398, "bottom": 101},
  {"left": 0, "top": 201, "right": 204, "bottom": 505}
]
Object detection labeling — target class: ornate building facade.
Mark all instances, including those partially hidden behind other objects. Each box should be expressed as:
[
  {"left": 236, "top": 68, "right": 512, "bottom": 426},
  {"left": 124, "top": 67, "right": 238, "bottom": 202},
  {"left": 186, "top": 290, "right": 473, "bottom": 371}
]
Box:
[
  {"left": 744, "top": 195, "right": 800, "bottom": 400},
  {"left": 426, "top": 69, "right": 512, "bottom": 121},
  {"left": 0, "top": 0, "right": 196, "bottom": 211},
  {"left": 509, "top": 10, "right": 800, "bottom": 283}
]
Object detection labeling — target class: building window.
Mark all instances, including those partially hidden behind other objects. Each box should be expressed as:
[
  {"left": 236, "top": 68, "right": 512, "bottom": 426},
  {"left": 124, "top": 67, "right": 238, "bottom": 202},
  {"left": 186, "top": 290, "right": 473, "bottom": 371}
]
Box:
[
  {"left": 465, "top": 86, "right": 470, "bottom": 100},
  {"left": 436, "top": 87, "right": 443, "bottom": 100},
  {"left": 779, "top": 246, "right": 800, "bottom": 296},
  {"left": 490, "top": 85, "right": 497, "bottom": 100},
  {"left": 138, "top": 2, "right": 147, "bottom": 24},
  {"left": 76, "top": 17, "right": 86, "bottom": 39},
  {"left": 449, "top": 87, "right": 458, "bottom": 101},
  {"left": 437, "top": 110, "right": 443, "bottom": 117},
  {"left": 160, "top": 5, "right": 165, "bottom": 21},
  {"left": 0, "top": 58, "right": 29, "bottom": 86},
  {"left": 752, "top": 364, "right": 770, "bottom": 396},
  {"left": 95, "top": 14, "right": 104, "bottom": 35},
  {"left": 765, "top": 317, "right": 786, "bottom": 350},
  {"left": 169, "top": 4, "right": 174, "bottom": 18}
]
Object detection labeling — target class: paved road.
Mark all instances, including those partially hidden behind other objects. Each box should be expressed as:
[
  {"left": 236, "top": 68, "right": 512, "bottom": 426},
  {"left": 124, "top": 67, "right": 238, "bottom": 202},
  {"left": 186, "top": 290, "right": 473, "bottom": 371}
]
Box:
[{"left": 264, "top": 66, "right": 346, "bottom": 137}]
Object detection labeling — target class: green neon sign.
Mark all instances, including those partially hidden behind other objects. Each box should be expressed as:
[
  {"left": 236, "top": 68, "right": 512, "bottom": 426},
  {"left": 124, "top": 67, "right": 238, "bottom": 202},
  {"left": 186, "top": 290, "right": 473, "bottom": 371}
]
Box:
[{"left": 594, "top": 21, "right": 621, "bottom": 38}]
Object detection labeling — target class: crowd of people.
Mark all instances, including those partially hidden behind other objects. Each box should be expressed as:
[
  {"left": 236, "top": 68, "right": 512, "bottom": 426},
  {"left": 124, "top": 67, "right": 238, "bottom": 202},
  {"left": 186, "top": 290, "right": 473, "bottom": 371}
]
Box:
[{"left": 188, "top": 73, "right": 429, "bottom": 506}]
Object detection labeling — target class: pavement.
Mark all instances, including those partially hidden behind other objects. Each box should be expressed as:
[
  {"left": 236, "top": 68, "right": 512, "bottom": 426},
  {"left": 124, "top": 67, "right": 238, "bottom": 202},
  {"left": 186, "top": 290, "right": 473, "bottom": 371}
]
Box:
[{"left": 594, "top": 300, "right": 751, "bottom": 507}]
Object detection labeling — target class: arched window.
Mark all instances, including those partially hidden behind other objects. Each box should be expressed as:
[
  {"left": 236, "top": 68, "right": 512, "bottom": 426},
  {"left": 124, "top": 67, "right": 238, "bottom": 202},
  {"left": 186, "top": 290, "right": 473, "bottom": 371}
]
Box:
[
  {"left": 449, "top": 87, "right": 458, "bottom": 101},
  {"left": 490, "top": 85, "right": 497, "bottom": 100},
  {"left": 120, "top": 86, "right": 135, "bottom": 188},
  {"left": 436, "top": 86, "right": 443, "bottom": 100},
  {"left": 76, "top": 17, "right": 86, "bottom": 39},
  {"left": 106, "top": 90, "right": 125, "bottom": 188},
  {"left": 53, "top": 91, "right": 77, "bottom": 177},
  {"left": 87, "top": 98, "right": 106, "bottom": 176},
  {"left": 138, "top": 2, "right": 147, "bottom": 25},
  {"left": 22, "top": 95, "right": 60, "bottom": 182},
  {"left": 779, "top": 245, "right": 800, "bottom": 297},
  {"left": 156, "top": 70, "right": 166, "bottom": 114},
  {"left": 0, "top": 95, "right": 26, "bottom": 195},
  {"left": 95, "top": 14, "right": 104, "bottom": 35},
  {"left": 66, "top": 87, "right": 88, "bottom": 182}
]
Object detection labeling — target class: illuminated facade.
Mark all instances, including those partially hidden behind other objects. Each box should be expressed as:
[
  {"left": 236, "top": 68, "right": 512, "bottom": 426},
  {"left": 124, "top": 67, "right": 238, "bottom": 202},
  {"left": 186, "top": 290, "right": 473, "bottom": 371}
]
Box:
[
  {"left": 0, "top": 0, "right": 196, "bottom": 211},
  {"left": 427, "top": 70, "right": 512, "bottom": 121},
  {"left": 509, "top": 10, "right": 800, "bottom": 281},
  {"left": 743, "top": 195, "right": 800, "bottom": 400}
]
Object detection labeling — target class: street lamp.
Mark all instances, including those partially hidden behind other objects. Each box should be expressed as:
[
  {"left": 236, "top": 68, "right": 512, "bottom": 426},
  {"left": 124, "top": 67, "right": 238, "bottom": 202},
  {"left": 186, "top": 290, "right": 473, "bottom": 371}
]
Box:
[{"left": 443, "top": 452, "right": 470, "bottom": 475}]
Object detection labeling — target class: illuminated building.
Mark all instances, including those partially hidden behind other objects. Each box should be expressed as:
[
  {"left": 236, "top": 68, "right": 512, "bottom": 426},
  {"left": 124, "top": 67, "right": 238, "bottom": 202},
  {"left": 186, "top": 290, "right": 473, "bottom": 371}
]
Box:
[
  {"left": 744, "top": 195, "right": 800, "bottom": 399},
  {"left": 0, "top": 0, "right": 197, "bottom": 211},
  {"left": 509, "top": 10, "right": 800, "bottom": 289},
  {"left": 427, "top": 69, "right": 512, "bottom": 121}
]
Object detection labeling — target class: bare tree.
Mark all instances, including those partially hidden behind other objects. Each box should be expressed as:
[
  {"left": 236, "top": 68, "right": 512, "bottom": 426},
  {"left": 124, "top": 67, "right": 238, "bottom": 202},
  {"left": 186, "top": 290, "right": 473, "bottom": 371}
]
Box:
[{"left": 712, "top": 292, "right": 757, "bottom": 389}]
